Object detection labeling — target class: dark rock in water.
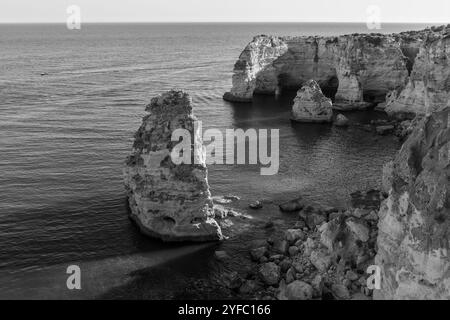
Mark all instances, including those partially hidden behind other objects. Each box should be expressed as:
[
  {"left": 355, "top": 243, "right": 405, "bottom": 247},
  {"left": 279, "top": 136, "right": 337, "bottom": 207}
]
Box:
[
  {"left": 223, "top": 91, "right": 253, "bottom": 103},
  {"left": 250, "top": 247, "right": 268, "bottom": 261},
  {"left": 249, "top": 200, "right": 263, "bottom": 209},
  {"left": 305, "top": 213, "right": 327, "bottom": 229},
  {"left": 350, "top": 189, "right": 384, "bottom": 210},
  {"left": 263, "top": 221, "right": 274, "bottom": 229},
  {"left": 279, "top": 197, "right": 304, "bottom": 212},
  {"left": 273, "top": 239, "right": 289, "bottom": 255},
  {"left": 215, "top": 250, "right": 230, "bottom": 261},
  {"left": 284, "top": 229, "right": 305, "bottom": 244},
  {"left": 334, "top": 113, "right": 350, "bottom": 127},
  {"left": 375, "top": 125, "right": 395, "bottom": 135}
]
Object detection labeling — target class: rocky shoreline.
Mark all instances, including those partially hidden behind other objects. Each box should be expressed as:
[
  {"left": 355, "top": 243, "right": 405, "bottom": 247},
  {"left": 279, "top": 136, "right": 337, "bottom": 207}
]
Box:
[
  {"left": 211, "top": 190, "right": 384, "bottom": 300},
  {"left": 223, "top": 25, "right": 450, "bottom": 120},
  {"left": 123, "top": 25, "right": 449, "bottom": 300}
]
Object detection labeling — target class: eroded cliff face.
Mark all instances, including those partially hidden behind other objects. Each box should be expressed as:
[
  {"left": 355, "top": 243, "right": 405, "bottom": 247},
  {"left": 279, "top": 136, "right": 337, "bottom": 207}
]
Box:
[
  {"left": 224, "top": 33, "right": 409, "bottom": 109},
  {"left": 386, "top": 28, "right": 450, "bottom": 118},
  {"left": 225, "top": 26, "right": 450, "bottom": 116},
  {"left": 375, "top": 108, "right": 450, "bottom": 299},
  {"left": 223, "top": 36, "right": 288, "bottom": 102},
  {"left": 124, "top": 90, "right": 222, "bottom": 242}
]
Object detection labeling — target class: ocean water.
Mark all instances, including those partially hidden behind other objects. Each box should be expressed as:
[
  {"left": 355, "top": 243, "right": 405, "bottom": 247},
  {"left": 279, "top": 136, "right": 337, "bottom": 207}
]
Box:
[{"left": 0, "top": 22, "right": 430, "bottom": 299}]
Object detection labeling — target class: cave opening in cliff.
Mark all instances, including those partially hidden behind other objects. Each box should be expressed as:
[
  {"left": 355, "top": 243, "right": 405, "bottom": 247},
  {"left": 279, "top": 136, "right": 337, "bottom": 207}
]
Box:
[
  {"left": 319, "top": 76, "right": 339, "bottom": 102},
  {"left": 363, "top": 89, "right": 387, "bottom": 104}
]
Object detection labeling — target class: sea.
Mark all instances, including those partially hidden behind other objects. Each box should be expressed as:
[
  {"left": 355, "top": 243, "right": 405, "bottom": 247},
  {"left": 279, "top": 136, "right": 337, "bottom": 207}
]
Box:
[{"left": 0, "top": 22, "right": 431, "bottom": 299}]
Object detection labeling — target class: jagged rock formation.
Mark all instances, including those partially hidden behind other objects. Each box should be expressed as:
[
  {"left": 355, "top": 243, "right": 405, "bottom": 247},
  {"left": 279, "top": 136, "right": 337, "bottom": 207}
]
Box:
[
  {"left": 124, "top": 90, "right": 223, "bottom": 242},
  {"left": 224, "top": 25, "right": 450, "bottom": 116},
  {"left": 386, "top": 28, "right": 450, "bottom": 118},
  {"left": 291, "top": 80, "right": 333, "bottom": 122},
  {"left": 375, "top": 108, "right": 450, "bottom": 299},
  {"left": 223, "top": 36, "right": 288, "bottom": 102},
  {"left": 224, "top": 33, "right": 409, "bottom": 108}
]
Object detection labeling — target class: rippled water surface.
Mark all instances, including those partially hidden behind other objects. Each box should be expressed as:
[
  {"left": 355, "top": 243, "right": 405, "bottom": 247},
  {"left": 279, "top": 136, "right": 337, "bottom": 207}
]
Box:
[{"left": 0, "top": 23, "right": 429, "bottom": 298}]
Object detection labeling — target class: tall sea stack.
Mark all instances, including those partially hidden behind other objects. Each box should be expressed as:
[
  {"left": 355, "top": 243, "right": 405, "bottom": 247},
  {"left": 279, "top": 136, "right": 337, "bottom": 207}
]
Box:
[{"left": 124, "top": 90, "right": 223, "bottom": 242}]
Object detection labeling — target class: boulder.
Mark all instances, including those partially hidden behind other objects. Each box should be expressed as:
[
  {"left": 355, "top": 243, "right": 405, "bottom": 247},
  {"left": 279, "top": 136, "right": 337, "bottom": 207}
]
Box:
[
  {"left": 285, "top": 229, "right": 305, "bottom": 244},
  {"left": 331, "top": 284, "right": 351, "bottom": 300},
  {"left": 279, "top": 197, "right": 304, "bottom": 212},
  {"left": 285, "top": 281, "right": 314, "bottom": 300},
  {"left": 334, "top": 113, "right": 350, "bottom": 127},
  {"left": 375, "top": 125, "right": 395, "bottom": 135},
  {"left": 291, "top": 80, "right": 333, "bottom": 123},
  {"left": 273, "top": 239, "right": 289, "bottom": 255},
  {"left": 259, "top": 262, "right": 281, "bottom": 286},
  {"left": 250, "top": 247, "right": 267, "bottom": 261},
  {"left": 309, "top": 249, "right": 332, "bottom": 272},
  {"left": 285, "top": 268, "right": 296, "bottom": 284},
  {"left": 288, "top": 246, "right": 300, "bottom": 256}
]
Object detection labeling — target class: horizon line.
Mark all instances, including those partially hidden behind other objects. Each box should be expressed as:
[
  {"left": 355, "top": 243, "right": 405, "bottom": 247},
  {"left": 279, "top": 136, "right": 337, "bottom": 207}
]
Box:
[{"left": 0, "top": 21, "right": 446, "bottom": 25}]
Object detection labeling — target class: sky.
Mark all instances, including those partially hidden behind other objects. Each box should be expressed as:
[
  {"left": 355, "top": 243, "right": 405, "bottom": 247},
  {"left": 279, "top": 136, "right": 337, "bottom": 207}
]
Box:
[{"left": 1, "top": 0, "right": 450, "bottom": 23}]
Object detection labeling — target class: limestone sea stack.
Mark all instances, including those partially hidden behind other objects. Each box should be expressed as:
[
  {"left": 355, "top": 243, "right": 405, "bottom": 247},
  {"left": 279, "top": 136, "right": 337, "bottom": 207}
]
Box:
[
  {"left": 124, "top": 90, "right": 223, "bottom": 242},
  {"left": 291, "top": 80, "right": 333, "bottom": 123},
  {"left": 375, "top": 108, "right": 450, "bottom": 299}
]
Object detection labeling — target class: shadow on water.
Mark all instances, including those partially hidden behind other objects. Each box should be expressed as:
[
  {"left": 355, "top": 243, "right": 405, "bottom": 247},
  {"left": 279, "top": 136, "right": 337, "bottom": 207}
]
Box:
[{"left": 98, "top": 245, "right": 232, "bottom": 300}]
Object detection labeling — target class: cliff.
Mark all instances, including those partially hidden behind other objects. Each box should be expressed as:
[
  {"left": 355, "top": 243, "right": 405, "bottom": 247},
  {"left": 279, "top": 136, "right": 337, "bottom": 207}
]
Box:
[
  {"left": 124, "top": 90, "right": 222, "bottom": 242},
  {"left": 375, "top": 108, "right": 449, "bottom": 299},
  {"left": 385, "top": 28, "right": 450, "bottom": 119},
  {"left": 224, "top": 25, "right": 450, "bottom": 115}
]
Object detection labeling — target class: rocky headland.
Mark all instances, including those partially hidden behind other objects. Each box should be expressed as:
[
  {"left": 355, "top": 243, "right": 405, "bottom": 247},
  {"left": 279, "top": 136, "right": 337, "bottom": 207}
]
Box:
[
  {"left": 224, "top": 25, "right": 450, "bottom": 119},
  {"left": 217, "top": 108, "right": 448, "bottom": 300},
  {"left": 124, "top": 25, "right": 449, "bottom": 300}
]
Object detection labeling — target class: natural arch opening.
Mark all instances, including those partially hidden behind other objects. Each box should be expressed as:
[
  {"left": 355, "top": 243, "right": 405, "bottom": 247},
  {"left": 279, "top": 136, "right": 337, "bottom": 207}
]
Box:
[{"left": 319, "top": 75, "right": 339, "bottom": 102}]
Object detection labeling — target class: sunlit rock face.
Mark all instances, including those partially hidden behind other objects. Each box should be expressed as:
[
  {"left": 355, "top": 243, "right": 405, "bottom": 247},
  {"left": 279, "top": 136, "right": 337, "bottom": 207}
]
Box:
[
  {"left": 223, "top": 35, "right": 289, "bottom": 102},
  {"left": 291, "top": 80, "right": 333, "bottom": 123},
  {"left": 375, "top": 108, "right": 450, "bottom": 300},
  {"left": 224, "top": 33, "right": 409, "bottom": 110},
  {"left": 124, "top": 90, "right": 223, "bottom": 242},
  {"left": 224, "top": 26, "right": 450, "bottom": 116},
  {"left": 386, "top": 28, "right": 450, "bottom": 119}
]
